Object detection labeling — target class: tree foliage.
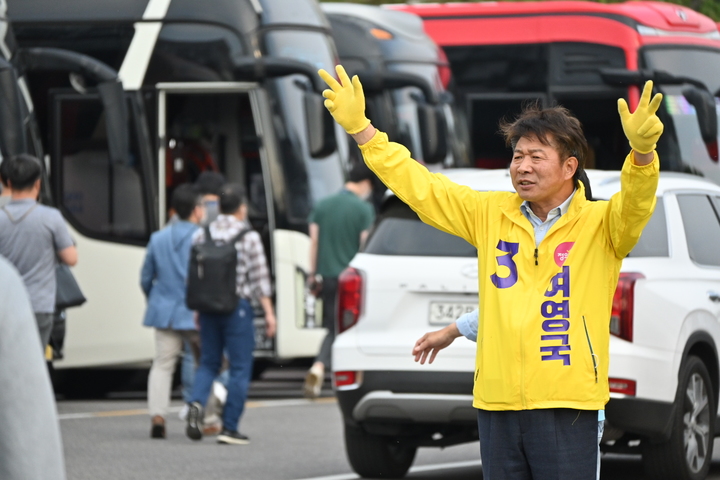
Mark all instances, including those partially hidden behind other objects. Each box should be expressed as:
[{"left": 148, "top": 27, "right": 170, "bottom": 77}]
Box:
[{"left": 318, "top": 0, "right": 720, "bottom": 21}]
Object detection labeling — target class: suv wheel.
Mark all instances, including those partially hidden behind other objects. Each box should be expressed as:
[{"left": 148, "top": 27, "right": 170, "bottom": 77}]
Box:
[
  {"left": 642, "top": 356, "right": 715, "bottom": 480},
  {"left": 344, "top": 426, "right": 417, "bottom": 478}
]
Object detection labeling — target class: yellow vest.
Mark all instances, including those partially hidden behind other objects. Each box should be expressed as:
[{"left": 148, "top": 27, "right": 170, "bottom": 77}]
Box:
[{"left": 360, "top": 132, "right": 659, "bottom": 411}]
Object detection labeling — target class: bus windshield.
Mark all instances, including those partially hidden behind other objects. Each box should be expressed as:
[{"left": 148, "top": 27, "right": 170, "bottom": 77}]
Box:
[
  {"left": 643, "top": 48, "right": 720, "bottom": 95},
  {"left": 643, "top": 47, "right": 720, "bottom": 184},
  {"left": 263, "top": 29, "right": 345, "bottom": 223}
]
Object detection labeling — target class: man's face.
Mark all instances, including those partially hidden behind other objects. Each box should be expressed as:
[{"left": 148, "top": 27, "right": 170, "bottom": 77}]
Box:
[{"left": 510, "top": 135, "right": 576, "bottom": 204}]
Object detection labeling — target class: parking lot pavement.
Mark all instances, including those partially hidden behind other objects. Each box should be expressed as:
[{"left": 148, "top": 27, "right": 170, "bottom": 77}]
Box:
[{"left": 56, "top": 366, "right": 720, "bottom": 480}]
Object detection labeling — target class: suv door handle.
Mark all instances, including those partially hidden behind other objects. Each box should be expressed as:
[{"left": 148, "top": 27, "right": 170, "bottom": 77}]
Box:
[{"left": 708, "top": 291, "right": 720, "bottom": 303}]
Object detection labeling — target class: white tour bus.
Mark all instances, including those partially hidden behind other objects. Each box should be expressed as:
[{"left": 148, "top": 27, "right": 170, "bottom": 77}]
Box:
[{"left": 7, "top": 0, "right": 356, "bottom": 374}]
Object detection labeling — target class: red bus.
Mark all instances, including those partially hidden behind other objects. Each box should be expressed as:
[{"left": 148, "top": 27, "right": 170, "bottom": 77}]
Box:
[{"left": 391, "top": 1, "right": 720, "bottom": 185}]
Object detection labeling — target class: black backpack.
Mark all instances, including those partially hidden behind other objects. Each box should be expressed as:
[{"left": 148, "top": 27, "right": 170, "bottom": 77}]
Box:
[{"left": 186, "top": 226, "right": 251, "bottom": 314}]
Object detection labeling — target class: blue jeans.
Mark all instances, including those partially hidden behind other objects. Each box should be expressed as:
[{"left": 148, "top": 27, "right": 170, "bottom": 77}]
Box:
[
  {"left": 181, "top": 341, "right": 195, "bottom": 403},
  {"left": 190, "top": 300, "right": 254, "bottom": 432}
]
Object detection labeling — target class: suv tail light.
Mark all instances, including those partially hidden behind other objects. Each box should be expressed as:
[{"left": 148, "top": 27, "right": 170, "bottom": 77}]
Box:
[
  {"left": 334, "top": 371, "right": 363, "bottom": 390},
  {"left": 337, "top": 267, "right": 364, "bottom": 334},
  {"left": 609, "top": 378, "right": 636, "bottom": 396},
  {"left": 610, "top": 272, "right": 644, "bottom": 342}
]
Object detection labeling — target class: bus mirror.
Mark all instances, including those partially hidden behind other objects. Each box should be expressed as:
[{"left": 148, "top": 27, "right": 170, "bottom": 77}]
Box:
[
  {"left": 97, "top": 81, "right": 131, "bottom": 166},
  {"left": 304, "top": 91, "right": 336, "bottom": 158},
  {"left": 304, "top": 91, "right": 337, "bottom": 158},
  {"left": 682, "top": 86, "right": 718, "bottom": 145},
  {"left": 418, "top": 104, "right": 447, "bottom": 164},
  {"left": 0, "top": 59, "right": 28, "bottom": 157},
  {"left": 235, "top": 57, "right": 322, "bottom": 92},
  {"left": 599, "top": 68, "right": 643, "bottom": 86},
  {"left": 14, "top": 47, "right": 131, "bottom": 165},
  {"left": 354, "top": 70, "right": 439, "bottom": 105}
]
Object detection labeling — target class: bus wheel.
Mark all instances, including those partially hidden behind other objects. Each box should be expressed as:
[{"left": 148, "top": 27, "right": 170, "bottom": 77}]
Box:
[
  {"left": 642, "top": 356, "right": 715, "bottom": 480},
  {"left": 344, "top": 426, "right": 416, "bottom": 478}
]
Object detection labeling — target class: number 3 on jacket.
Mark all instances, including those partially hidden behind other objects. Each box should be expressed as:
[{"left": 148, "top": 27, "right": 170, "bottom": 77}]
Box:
[{"left": 490, "top": 240, "right": 519, "bottom": 289}]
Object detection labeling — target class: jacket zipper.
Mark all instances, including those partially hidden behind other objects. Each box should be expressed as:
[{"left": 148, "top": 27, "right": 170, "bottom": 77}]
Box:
[
  {"left": 582, "top": 316, "right": 598, "bottom": 383},
  {"left": 534, "top": 248, "right": 538, "bottom": 266}
]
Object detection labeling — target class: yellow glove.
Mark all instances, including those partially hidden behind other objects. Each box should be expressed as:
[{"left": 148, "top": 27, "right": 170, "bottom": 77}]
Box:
[
  {"left": 618, "top": 80, "right": 664, "bottom": 154},
  {"left": 318, "top": 65, "right": 371, "bottom": 135}
]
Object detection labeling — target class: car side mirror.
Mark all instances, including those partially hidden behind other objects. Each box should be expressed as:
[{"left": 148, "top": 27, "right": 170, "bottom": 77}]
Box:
[
  {"left": 304, "top": 91, "right": 336, "bottom": 158},
  {"left": 0, "top": 58, "right": 28, "bottom": 157},
  {"left": 417, "top": 104, "right": 447, "bottom": 164}
]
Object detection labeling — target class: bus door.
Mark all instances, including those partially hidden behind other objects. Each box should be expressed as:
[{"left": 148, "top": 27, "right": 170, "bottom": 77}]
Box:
[
  {"left": 49, "top": 89, "right": 156, "bottom": 368},
  {"left": 155, "top": 82, "right": 327, "bottom": 360},
  {"left": 157, "top": 82, "right": 273, "bottom": 357},
  {"left": 468, "top": 93, "right": 548, "bottom": 169}
]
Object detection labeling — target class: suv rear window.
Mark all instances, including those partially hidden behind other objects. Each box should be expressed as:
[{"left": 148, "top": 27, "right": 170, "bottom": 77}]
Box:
[
  {"left": 678, "top": 194, "right": 720, "bottom": 267},
  {"left": 627, "top": 199, "right": 668, "bottom": 258},
  {"left": 364, "top": 199, "right": 477, "bottom": 257}
]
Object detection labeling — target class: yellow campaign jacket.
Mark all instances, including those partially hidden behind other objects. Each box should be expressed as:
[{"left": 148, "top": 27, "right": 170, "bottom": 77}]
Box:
[{"left": 360, "top": 131, "right": 659, "bottom": 411}]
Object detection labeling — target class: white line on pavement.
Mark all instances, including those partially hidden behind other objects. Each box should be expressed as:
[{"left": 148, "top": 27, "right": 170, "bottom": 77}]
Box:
[
  {"left": 294, "top": 459, "right": 483, "bottom": 480},
  {"left": 57, "top": 397, "right": 336, "bottom": 420}
]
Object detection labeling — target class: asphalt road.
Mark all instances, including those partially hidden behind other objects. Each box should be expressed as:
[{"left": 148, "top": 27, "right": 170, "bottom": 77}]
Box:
[{"left": 56, "top": 366, "right": 720, "bottom": 480}]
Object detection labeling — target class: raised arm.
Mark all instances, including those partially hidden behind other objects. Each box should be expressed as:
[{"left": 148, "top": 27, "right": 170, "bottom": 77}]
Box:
[
  {"left": 319, "top": 65, "right": 483, "bottom": 244},
  {"left": 609, "top": 81, "right": 662, "bottom": 258}
]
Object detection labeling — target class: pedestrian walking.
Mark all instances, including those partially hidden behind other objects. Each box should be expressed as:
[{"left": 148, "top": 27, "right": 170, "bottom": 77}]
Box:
[
  {"left": 176, "top": 169, "right": 227, "bottom": 427},
  {"left": 185, "top": 183, "right": 276, "bottom": 445},
  {"left": 141, "top": 184, "right": 205, "bottom": 439},
  {"left": 303, "top": 163, "right": 375, "bottom": 398},
  {"left": 179, "top": 169, "right": 229, "bottom": 431},
  {"left": 319, "top": 65, "right": 663, "bottom": 479},
  {"left": 0, "top": 256, "right": 66, "bottom": 480},
  {"left": 0, "top": 154, "right": 78, "bottom": 350}
]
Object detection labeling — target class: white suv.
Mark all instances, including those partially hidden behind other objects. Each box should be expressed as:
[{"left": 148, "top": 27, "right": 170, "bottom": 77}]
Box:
[{"left": 332, "top": 168, "right": 720, "bottom": 480}]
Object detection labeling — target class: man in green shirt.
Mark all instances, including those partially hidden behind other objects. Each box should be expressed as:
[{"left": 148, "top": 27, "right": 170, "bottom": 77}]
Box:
[{"left": 304, "top": 162, "right": 375, "bottom": 397}]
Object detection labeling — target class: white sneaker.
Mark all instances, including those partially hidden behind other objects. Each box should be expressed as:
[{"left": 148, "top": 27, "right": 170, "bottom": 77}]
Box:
[
  {"left": 212, "top": 380, "right": 227, "bottom": 404},
  {"left": 304, "top": 365, "right": 324, "bottom": 398},
  {"left": 178, "top": 403, "right": 189, "bottom": 421}
]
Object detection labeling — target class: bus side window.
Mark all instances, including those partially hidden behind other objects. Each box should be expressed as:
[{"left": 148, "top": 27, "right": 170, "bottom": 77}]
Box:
[{"left": 54, "top": 94, "right": 149, "bottom": 244}]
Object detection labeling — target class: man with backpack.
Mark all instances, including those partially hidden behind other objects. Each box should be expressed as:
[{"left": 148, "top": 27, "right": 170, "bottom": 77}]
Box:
[{"left": 185, "top": 183, "right": 276, "bottom": 445}]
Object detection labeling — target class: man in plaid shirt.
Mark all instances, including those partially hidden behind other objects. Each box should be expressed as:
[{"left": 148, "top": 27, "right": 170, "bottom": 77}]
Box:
[{"left": 185, "top": 183, "right": 276, "bottom": 445}]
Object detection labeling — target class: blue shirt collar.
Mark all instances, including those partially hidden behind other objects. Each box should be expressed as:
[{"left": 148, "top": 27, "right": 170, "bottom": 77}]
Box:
[{"left": 520, "top": 189, "right": 576, "bottom": 226}]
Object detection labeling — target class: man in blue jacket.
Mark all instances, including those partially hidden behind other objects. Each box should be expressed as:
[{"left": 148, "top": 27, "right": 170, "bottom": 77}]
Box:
[{"left": 141, "top": 184, "right": 205, "bottom": 438}]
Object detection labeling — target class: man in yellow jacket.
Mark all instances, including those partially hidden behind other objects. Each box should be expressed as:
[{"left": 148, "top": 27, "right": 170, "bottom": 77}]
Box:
[{"left": 319, "top": 65, "right": 662, "bottom": 479}]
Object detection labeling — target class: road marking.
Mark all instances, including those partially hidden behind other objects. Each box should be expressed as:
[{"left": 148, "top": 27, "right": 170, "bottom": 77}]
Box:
[
  {"left": 294, "top": 459, "right": 482, "bottom": 480},
  {"left": 57, "top": 397, "right": 336, "bottom": 420}
]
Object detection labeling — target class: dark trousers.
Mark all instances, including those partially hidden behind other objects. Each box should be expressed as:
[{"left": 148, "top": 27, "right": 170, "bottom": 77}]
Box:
[
  {"left": 190, "top": 299, "right": 255, "bottom": 432},
  {"left": 315, "top": 276, "right": 338, "bottom": 369},
  {"left": 477, "top": 408, "right": 601, "bottom": 480}
]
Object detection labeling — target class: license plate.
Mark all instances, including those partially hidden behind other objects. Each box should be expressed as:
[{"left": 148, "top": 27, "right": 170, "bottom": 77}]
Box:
[{"left": 428, "top": 302, "right": 477, "bottom": 326}]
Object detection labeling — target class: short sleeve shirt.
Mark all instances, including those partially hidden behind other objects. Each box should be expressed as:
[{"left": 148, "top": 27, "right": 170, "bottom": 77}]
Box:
[
  {"left": 308, "top": 190, "right": 375, "bottom": 278},
  {"left": 0, "top": 199, "right": 74, "bottom": 313}
]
